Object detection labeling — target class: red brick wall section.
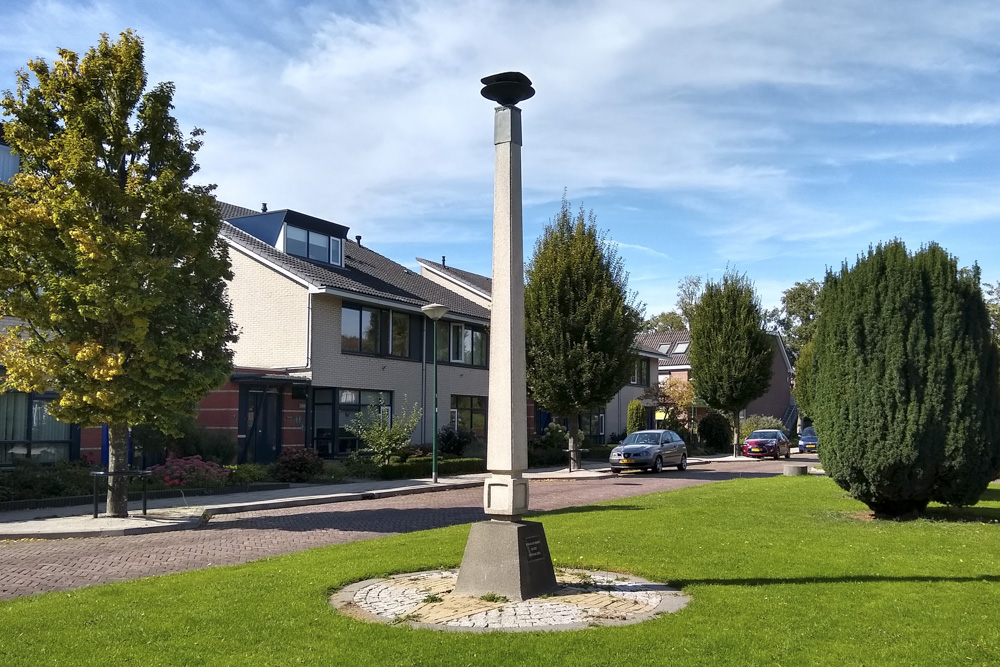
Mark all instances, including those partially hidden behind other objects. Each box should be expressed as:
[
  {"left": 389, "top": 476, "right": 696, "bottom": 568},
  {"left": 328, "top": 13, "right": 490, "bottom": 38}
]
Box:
[
  {"left": 80, "top": 426, "right": 102, "bottom": 463},
  {"left": 283, "top": 388, "right": 307, "bottom": 448},
  {"left": 195, "top": 381, "right": 239, "bottom": 444}
]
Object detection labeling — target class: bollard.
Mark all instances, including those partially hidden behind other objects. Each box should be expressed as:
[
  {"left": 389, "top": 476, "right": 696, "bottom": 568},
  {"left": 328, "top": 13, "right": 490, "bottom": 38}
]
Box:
[{"left": 783, "top": 464, "right": 808, "bottom": 476}]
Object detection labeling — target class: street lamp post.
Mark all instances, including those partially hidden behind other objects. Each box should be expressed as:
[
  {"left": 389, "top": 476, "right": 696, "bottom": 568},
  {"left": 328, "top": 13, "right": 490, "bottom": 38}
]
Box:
[{"left": 421, "top": 303, "right": 449, "bottom": 483}]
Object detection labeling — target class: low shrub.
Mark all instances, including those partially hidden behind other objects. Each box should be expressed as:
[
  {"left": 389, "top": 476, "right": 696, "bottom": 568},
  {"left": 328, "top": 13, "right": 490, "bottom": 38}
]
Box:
[
  {"left": 698, "top": 412, "right": 733, "bottom": 452},
  {"left": 224, "top": 463, "right": 269, "bottom": 486},
  {"left": 343, "top": 452, "right": 380, "bottom": 479},
  {"left": 271, "top": 447, "right": 325, "bottom": 483},
  {"left": 606, "top": 431, "right": 625, "bottom": 445},
  {"left": 149, "top": 456, "right": 230, "bottom": 489},
  {"left": 0, "top": 459, "right": 98, "bottom": 501},
  {"left": 739, "top": 414, "right": 788, "bottom": 441},
  {"left": 436, "top": 426, "right": 478, "bottom": 458},
  {"left": 528, "top": 423, "right": 570, "bottom": 467}
]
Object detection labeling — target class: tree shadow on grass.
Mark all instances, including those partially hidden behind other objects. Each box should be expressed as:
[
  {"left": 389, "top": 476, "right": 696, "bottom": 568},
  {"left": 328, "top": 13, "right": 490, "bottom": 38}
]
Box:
[
  {"left": 923, "top": 505, "right": 1000, "bottom": 523},
  {"left": 669, "top": 574, "right": 1000, "bottom": 588},
  {"left": 526, "top": 504, "right": 646, "bottom": 517},
  {"left": 197, "top": 505, "right": 487, "bottom": 534}
]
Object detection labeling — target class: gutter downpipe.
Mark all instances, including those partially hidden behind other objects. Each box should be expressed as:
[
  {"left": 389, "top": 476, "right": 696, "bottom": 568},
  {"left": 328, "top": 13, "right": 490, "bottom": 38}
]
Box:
[{"left": 421, "top": 315, "right": 428, "bottom": 446}]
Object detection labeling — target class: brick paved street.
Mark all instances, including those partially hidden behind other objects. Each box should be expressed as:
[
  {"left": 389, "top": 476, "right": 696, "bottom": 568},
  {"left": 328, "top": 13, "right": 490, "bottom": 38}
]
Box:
[{"left": 0, "top": 457, "right": 815, "bottom": 600}]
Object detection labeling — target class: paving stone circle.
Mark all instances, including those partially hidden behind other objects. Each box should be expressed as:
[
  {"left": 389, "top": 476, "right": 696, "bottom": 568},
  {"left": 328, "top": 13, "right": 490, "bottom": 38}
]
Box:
[{"left": 330, "top": 568, "right": 690, "bottom": 632}]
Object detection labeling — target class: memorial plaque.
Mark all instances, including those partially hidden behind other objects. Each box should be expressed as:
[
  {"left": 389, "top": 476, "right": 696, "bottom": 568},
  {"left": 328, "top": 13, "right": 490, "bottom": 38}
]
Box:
[{"left": 525, "top": 536, "right": 544, "bottom": 561}]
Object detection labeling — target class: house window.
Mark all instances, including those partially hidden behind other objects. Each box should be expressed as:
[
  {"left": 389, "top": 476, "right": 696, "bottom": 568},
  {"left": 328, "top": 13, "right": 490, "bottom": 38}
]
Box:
[
  {"left": 341, "top": 305, "right": 381, "bottom": 354},
  {"left": 450, "top": 395, "right": 487, "bottom": 439},
  {"left": 391, "top": 312, "right": 409, "bottom": 358},
  {"left": 312, "top": 388, "right": 335, "bottom": 457},
  {"left": 0, "top": 392, "right": 72, "bottom": 464},
  {"left": 336, "top": 389, "right": 390, "bottom": 456},
  {"left": 285, "top": 225, "right": 343, "bottom": 267},
  {"left": 673, "top": 342, "right": 689, "bottom": 354},
  {"left": 437, "top": 322, "right": 487, "bottom": 367},
  {"left": 631, "top": 358, "right": 650, "bottom": 386}
]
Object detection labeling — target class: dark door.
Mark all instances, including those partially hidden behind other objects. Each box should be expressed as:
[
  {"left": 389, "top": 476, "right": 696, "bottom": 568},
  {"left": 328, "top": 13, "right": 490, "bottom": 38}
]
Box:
[{"left": 240, "top": 385, "right": 282, "bottom": 464}]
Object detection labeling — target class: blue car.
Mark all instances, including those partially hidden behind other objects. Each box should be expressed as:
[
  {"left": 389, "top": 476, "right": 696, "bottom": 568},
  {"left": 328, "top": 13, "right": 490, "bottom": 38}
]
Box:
[{"left": 798, "top": 426, "right": 818, "bottom": 453}]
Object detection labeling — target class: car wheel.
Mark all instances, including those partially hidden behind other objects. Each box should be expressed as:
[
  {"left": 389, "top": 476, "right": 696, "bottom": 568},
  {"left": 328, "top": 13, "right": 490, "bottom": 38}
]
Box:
[
  {"left": 651, "top": 456, "right": 663, "bottom": 474},
  {"left": 784, "top": 447, "right": 791, "bottom": 459},
  {"left": 773, "top": 448, "right": 780, "bottom": 460},
  {"left": 611, "top": 468, "right": 621, "bottom": 475},
  {"left": 677, "top": 454, "right": 688, "bottom": 471}
]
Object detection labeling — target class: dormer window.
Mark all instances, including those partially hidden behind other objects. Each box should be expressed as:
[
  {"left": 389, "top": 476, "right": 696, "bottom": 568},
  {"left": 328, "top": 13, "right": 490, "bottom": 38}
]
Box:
[{"left": 285, "top": 224, "right": 342, "bottom": 267}]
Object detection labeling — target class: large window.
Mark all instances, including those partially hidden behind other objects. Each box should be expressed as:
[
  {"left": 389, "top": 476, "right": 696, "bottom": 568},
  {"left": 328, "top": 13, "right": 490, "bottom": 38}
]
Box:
[
  {"left": 341, "top": 305, "right": 381, "bottom": 354},
  {"left": 335, "top": 389, "right": 390, "bottom": 456},
  {"left": 0, "top": 392, "right": 73, "bottom": 464},
  {"left": 631, "top": 358, "right": 650, "bottom": 386},
  {"left": 285, "top": 225, "right": 342, "bottom": 267},
  {"left": 450, "top": 395, "right": 487, "bottom": 440},
  {"left": 391, "top": 312, "right": 409, "bottom": 358},
  {"left": 436, "top": 321, "right": 486, "bottom": 367}
]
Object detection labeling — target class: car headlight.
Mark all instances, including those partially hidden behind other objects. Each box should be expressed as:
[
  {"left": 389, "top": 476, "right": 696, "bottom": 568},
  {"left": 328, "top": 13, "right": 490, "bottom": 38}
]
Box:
[
  {"left": 611, "top": 448, "right": 622, "bottom": 455},
  {"left": 767, "top": 440, "right": 776, "bottom": 446}
]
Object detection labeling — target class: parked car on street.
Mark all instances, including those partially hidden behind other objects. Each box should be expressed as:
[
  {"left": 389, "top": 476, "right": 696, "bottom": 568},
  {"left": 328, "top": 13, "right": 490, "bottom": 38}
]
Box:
[
  {"left": 798, "top": 426, "right": 818, "bottom": 454},
  {"left": 610, "top": 430, "right": 688, "bottom": 473},
  {"left": 742, "top": 429, "right": 791, "bottom": 459}
]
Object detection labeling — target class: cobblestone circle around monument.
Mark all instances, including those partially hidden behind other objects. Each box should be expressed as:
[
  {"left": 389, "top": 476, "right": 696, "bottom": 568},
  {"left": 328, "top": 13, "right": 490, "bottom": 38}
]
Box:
[{"left": 330, "top": 568, "right": 690, "bottom": 632}]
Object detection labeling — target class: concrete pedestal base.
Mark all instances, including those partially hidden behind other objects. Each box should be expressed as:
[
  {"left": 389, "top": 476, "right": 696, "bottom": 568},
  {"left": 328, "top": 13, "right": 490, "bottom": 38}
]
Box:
[{"left": 453, "top": 520, "right": 558, "bottom": 601}]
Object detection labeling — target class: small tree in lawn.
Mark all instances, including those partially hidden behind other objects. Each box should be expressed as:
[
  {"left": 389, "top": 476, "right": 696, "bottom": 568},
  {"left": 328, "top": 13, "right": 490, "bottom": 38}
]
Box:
[
  {"left": 0, "top": 32, "right": 236, "bottom": 517},
  {"left": 688, "top": 270, "right": 773, "bottom": 455},
  {"left": 812, "top": 241, "right": 1000, "bottom": 518},
  {"left": 626, "top": 399, "right": 646, "bottom": 434},
  {"left": 525, "top": 196, "right": 644, "bottom": 470}
]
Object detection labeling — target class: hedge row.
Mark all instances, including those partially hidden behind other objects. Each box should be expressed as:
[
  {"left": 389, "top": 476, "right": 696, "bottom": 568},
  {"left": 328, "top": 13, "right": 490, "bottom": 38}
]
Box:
[{"left": 378, "top": 457, "right": 487, "bottom": 480}]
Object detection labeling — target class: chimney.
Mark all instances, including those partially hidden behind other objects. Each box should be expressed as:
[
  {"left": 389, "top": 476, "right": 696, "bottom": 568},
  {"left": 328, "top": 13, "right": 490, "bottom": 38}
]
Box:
[
  {"left": 442, "top": 255, "right": 446, "bottom": 268},
  {"left": 261, "top": 203, "right": 268, "bottom": 213},
  {"left": 355, "top": 235, "right": 362, "bottom": 247}
]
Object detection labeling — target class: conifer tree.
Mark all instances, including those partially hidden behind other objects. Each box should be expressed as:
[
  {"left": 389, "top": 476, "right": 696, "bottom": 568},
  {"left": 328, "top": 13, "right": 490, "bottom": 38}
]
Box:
[
  {"left": 0, "top": 32, "right": 235, "bottom": 516},
  {"left": 525, "top": 197, "right": 643, "bottom": 469},
  {"left": 688, "top": 270, "right": 774, "bottom": 454},
  {"left": 812, "top": 241, "right": 1000, "bottom": 518}
]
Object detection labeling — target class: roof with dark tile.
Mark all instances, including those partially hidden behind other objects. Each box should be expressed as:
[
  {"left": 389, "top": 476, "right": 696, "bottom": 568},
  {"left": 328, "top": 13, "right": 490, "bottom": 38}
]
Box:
[
  {"left": 637, "top": 330, "right": 692, "bottom": 367},
  {"left": 217, "top": 201, "right": 261, "bottom": 220},
  {"left": 219, "top": 215, "right": 490, "bottom": 321},
  {"left": 416, "top": 257, "right": 494, "bottom": 296}
]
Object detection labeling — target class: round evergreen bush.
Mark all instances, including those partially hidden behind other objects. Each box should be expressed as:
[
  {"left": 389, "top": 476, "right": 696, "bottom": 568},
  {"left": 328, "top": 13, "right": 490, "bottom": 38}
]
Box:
[
  {"left": 698, "top": 412, "right": 732, "bottom": 451},
  {"left": 812, "top": 241, "right": 1000, "bottom": 518}
]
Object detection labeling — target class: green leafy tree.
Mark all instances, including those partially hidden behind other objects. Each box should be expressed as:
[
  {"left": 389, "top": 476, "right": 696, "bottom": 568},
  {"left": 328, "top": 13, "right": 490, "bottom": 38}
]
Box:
[
  {"left": 688, "top": 270, "right": 774, "bottom": 454},
  {"left": 812, "top": 241, "right": 1000, "bottom": 518},
  {"left": 776, "top": 279, "right": 821, "bottom": 361},
  {"left": 643, "top": 311, "right": 685, "bottom": 333},
  {"left": 626, "top": 399, "right": 646, "bottom": 434},
  {"left": 984, "top": 279, "right": 1000, "bottom": 349},
  {"left": 525, "top": 197, "right": 644, "bottom": 470},
  {"left": 0, "top": 32, "right": 235, "bottom": 516},
  {"left": 346, "top": 395, "right": 422, "bottom": 466},
  {"left": 676, "top": 275, "right": 703, "bottom": 329},
  {"left": 792, "top": 339, "right": 816, "bottom": 422}
]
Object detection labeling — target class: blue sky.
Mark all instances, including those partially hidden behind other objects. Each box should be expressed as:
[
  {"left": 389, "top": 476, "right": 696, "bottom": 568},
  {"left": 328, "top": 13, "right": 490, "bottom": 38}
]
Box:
[{"left": 2, "top": 0, "right": 999, "bottom": 315}]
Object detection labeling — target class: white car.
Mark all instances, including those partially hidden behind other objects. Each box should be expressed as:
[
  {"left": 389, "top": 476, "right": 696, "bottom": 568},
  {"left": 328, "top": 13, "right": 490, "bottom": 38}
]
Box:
[{"left": 610, "top": 430, "right": 688, "bottom": 474}]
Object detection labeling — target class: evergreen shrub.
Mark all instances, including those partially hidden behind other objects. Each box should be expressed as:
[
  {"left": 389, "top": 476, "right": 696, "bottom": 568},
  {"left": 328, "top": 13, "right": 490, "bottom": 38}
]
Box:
[
  {"left": 270, "top": 447, "right": 325, "bottom": 483},
  {"left": 626, "top": 399, "right": 646, "bottom": 434},
  {"left": 739, "top": 414, "right": 787, "bottom": 441},
  {"left": 812, "top": 241, "right": 1000, "bottom": 517}
]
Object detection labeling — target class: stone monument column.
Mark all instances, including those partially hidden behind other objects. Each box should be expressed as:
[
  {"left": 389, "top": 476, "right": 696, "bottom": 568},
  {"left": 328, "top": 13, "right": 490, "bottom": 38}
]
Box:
[{"left": 453, "top": 72, "right": 558, "bottom": 601}]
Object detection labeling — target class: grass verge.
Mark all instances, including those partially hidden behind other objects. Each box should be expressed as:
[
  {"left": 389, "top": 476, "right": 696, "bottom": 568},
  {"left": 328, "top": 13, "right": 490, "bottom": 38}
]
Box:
[{"left": 1, "top": 476, "right": 999, "bottom": 665}]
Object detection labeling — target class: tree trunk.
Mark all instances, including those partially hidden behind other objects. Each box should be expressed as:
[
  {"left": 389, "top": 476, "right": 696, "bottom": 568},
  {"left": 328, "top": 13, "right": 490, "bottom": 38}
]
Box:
[
  {"left": 105, "top": 422, "right": 130, "bottom": 517},
  {"left": 732, "top": 410, "right": 741, "bottom": 458},
  {"left": 567, "top": 415, "right": 582, "bottom": 471}
]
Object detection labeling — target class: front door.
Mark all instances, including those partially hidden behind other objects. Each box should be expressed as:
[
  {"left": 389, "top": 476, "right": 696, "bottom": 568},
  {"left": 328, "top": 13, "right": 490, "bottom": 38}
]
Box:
[{"left": 239, "top": 385, "right": 282, "bottom": 464}]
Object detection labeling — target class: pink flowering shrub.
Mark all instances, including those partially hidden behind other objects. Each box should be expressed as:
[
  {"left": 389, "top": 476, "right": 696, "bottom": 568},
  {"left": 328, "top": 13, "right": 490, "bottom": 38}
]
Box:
[{"left": 149, "top": 455, "right": 230, "bottom": 489}]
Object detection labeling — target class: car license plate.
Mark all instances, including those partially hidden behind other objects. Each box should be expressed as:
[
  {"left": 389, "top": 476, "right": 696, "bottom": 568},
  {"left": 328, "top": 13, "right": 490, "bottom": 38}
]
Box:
[
  {"left": 807, "top": 445, "right": 816, "bottom": 450},
  {"left": 621, "top": 459, "right": 633, "bottom": 464},
  {"left": 751, "top": 447, "right": 762, "bottom": 453}
]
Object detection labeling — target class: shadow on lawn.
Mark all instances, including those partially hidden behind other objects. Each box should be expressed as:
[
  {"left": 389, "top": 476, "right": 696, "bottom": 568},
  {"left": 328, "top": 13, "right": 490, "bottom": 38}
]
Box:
[
  {"left": 670, "top": 574, "right": 1000, "bottom": 588},
  {"left": 528, "top": 504, "right": 646, "bottom": 517}
]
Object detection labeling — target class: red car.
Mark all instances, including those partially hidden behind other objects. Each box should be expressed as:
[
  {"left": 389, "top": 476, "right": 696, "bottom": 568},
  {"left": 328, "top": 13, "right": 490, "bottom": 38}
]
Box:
[{"left": 742, "top": 429, "right": 791, "bottom": 459}]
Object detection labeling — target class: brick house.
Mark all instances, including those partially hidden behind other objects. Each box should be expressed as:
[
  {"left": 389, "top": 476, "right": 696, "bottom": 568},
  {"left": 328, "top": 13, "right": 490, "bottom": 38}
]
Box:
[{"left": 636, "top": 330, "right": 796, "bottom": 430}]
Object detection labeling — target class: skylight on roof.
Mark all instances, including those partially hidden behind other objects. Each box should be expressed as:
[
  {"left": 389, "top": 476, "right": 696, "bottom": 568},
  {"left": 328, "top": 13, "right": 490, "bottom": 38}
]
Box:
[{"left": 673, "top": 342, "right": 689, "bottom": 354}]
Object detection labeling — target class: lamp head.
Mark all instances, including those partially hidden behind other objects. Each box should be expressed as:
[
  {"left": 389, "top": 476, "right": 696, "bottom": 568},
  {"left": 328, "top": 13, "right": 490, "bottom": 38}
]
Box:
[{"left": 421, "top": 303, "right": 449, "bottom": 321}]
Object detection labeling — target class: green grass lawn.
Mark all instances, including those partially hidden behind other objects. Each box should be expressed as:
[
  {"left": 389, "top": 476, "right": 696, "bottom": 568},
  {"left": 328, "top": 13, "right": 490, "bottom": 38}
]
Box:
[{"left": 2, "top": 476, "right": 999, "bottom": 666}]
